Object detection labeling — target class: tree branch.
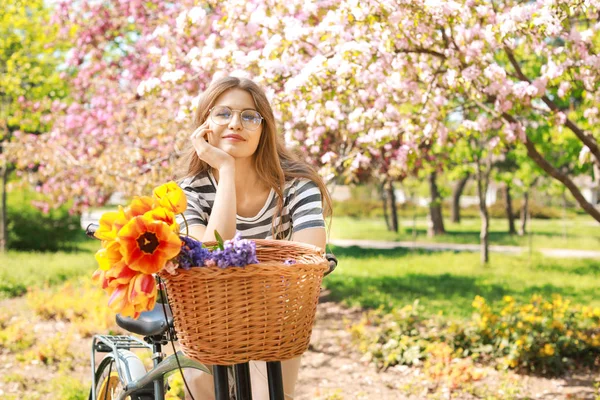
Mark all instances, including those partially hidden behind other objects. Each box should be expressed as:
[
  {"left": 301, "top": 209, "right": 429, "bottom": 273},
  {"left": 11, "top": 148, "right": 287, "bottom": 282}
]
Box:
[
  {"left": 395, "top": 48, "right": 446, "bottom": 59},
  {"left": 503, "top": 46, "right": 600, "bottom": 168},
  {"left": 501, "top": 112, "right": 600, "bottom": 223}
]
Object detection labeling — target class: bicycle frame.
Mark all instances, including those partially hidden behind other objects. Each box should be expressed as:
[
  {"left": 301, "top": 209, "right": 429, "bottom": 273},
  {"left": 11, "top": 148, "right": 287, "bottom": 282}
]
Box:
[
  {"left": 91, "top": 334, "right": 209, "bottom": 400},
  {"left": 86, "top": 222, "right": 338, "bottom": 400}
]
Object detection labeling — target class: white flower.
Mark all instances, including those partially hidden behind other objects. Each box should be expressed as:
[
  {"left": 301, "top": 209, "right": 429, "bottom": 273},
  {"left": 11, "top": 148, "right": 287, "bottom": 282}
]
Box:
[
  {"left": 161, "top": 70, "right": 184, "bottom": 83},
  {"left": 188, "top": 6, "right": 207, "bottom": 24}
]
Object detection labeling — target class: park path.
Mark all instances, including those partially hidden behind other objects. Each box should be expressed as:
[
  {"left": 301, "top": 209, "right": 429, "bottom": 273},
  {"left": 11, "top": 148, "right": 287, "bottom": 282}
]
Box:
[
  {"left": 82, "top": 210, "right": 600, "bottom": 259},
  {"left": 328, "top": 239, "right": 600, "bottom": 259}
]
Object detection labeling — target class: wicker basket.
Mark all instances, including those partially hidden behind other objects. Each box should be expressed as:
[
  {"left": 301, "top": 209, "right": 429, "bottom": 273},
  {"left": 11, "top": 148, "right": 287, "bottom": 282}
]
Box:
[{"left": 157, "top": 239, "right": 329, "bottom": 365}]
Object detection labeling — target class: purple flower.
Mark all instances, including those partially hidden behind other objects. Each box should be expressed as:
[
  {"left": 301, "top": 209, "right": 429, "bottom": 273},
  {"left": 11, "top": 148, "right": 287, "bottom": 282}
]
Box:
[
  {"left": 174, "top": 233, "right": 259, "bottom": 269},
  {"left": 178, "top": 236, "right": 211, "bottom": 269},
  {"left": 283, "top": 259, "right": 297, "bottom": 265},
  {"left": 209, "top": 233, "right": 259, "bottom": 268}
]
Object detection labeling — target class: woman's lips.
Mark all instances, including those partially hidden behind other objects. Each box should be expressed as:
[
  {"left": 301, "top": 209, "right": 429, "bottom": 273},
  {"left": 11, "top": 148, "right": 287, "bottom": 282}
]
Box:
[{"left": 222, "top": 134, "right": 245, "bottom": 141}]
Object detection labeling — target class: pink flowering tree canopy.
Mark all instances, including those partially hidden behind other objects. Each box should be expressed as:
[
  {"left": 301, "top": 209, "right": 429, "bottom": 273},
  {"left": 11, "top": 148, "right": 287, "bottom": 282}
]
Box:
[{"left": 10, "top": 0, "right": 600, "bottom": 223}]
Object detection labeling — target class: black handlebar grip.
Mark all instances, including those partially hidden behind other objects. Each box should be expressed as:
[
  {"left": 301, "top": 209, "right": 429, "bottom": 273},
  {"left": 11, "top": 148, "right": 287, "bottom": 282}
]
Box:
[
  {"left": 86, "top": 223, "right": 99, "bottom": 240},
  {"left": 325, "top": 253, "right": 337, "bottom": 276}
]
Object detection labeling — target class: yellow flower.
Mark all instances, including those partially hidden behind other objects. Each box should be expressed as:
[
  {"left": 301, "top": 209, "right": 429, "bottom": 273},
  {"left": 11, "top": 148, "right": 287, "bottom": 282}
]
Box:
[
  {"left": 503, "top": 295, "right": 514, "bottom": 303},
  {"left": 153, "top": 181, "right": 187, "bottom": 214},
  {"left": 540, "top": 343, "right": 555, "bottom": 357},
  {"left": 118, "top": 216, "right": 181, "bottom": 274},
  {"left": 94, "top": 240, "right": 122, "bottom": 271},
  {"left": 472, "top": 295, "right": 486, "bottom": 309},
  {"left": 95, "top": 207, "right": 128, "bottom": 241},
  {"left": 125, "top": 196, "right": 156, "bottom": 219},
  {"left": 551, "top": 320, "right": 564, "bottom": 331}
]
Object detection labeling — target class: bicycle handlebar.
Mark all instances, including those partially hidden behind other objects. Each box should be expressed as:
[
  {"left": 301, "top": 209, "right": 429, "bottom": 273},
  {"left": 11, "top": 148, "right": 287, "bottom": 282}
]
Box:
[{"left": 85, "top": 223, "right": 337, "bottom": 275}]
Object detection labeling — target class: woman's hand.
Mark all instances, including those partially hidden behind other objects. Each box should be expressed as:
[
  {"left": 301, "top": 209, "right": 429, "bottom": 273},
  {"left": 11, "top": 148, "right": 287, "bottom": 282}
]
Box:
[{"left": 190, "top": 121, "right": 235, "bottom": 171}]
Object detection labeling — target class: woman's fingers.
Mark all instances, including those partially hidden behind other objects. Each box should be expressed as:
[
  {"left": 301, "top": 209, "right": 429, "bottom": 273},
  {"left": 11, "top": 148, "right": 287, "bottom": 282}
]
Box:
[{"left": 191, "top": 121, "right": 210, "bottom": 138}]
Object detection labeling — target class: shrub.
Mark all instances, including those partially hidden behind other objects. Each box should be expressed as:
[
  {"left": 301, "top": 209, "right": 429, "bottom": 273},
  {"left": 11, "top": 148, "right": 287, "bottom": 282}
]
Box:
[
  {"left": 7, "top": 190, "right": 82, "bottom": 251},
  {"left": 26, "top": 278, "right": 118, "bottom": 337},
  {"left": 463, "top": 201, "right": 564, "bottom": 220},
  {"left": 332, "top": 199, "right": 384, "bottom": 218},
  {"left": 350, "top": 294, "right": 600, "bottom": 377},
  {"left": 468, "top": 294, "right": 600, "bottom": 375}
]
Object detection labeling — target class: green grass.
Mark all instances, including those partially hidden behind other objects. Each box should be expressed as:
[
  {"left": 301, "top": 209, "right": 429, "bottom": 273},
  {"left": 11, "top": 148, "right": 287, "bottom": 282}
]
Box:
[
  {"left": 0, "top": 240, "right": 100, "bottom": 298},
  {"left": 323, "top": 245, "right": 600, "bottom": 319},
  {"left": 329, "top": 215, "right": 600, "bottom": 251}
]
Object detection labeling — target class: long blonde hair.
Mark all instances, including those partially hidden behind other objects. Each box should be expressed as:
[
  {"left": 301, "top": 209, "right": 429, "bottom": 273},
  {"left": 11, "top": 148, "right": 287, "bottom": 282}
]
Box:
[{"left": 180, "top": 76, "right": 333, "bottom": 239}]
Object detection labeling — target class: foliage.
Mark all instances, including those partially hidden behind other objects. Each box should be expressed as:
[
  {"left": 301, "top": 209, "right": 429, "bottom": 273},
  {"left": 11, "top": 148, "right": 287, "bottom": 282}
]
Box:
[
  {"left": 468, "top": 295, "right": 600, "bottom": 374},
  {"left": 0, "top": 318, "right": 36, "bottom": 352},
  {"left": 7, "top": 0, "right": 598, "bottom": 227},
  {"left": 26, "top": 278, "right": 118, "bottom": 337},
  {"left": 332, "top": 198, "right": 565, "bottom": 220},
  {"left": 0, "top": 0, "right": 70, "bottom": 140},
  {"left": 351, "top": 295, "right": 600, "bottom": 376},
  {"left": 6, "top": 187, "right": 83, "bottom": 251},
  {"left": 0, "top": 240, "right": 98, "bottom": 298}
]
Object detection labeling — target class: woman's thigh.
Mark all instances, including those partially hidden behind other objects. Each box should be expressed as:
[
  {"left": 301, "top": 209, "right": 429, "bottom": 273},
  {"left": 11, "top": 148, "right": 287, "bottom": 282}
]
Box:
[
  {"left": 250, "top": 356, "right": 302, "bottom": 400},
  {"left": 184, "top": 357, "right": 302, "bottom": 400}
]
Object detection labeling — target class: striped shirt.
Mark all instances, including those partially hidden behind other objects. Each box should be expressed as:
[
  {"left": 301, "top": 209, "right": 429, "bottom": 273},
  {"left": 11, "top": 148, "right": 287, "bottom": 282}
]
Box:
[{"left": 177, "top": 170, "right": 325, "bottom": 240}]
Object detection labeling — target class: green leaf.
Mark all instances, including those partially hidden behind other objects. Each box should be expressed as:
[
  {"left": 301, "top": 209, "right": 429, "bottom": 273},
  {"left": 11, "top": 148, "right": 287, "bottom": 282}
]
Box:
[{"left": 214, "top": 230, "right": 225, "bottom": 250}]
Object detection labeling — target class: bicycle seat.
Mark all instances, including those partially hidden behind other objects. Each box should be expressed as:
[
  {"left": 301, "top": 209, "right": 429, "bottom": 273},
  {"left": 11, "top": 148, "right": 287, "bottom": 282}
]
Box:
[{"left": 116, "top": 301, "right": 174, "bottom": 337}]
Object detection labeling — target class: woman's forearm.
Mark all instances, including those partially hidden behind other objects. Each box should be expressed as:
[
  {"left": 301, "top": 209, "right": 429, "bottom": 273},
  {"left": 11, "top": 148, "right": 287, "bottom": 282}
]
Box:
[{"left": 202, "top": 165, "right": 237, "bottom": 241}]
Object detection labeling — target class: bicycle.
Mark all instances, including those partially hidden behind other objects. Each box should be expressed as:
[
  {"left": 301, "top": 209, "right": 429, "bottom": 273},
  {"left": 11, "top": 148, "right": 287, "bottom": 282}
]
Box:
[{"left": 86, "top": 223, "right": 338, "bottom": 400}]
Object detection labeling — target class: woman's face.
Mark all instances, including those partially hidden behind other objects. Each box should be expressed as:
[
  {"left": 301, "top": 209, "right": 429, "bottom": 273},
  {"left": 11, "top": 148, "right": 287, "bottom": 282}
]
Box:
[{"left": 205, "top": 88, "right": 263, "bottom": 160}]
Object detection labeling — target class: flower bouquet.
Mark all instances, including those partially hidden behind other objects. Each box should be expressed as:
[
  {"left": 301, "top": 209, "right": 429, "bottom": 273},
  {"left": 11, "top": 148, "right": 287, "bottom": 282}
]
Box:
[
  {"left": 92, "top": 181, "right": 329, "bottom": 365},
  {"left": 91, "top": 181, "right": 261, "bottom": 319}
]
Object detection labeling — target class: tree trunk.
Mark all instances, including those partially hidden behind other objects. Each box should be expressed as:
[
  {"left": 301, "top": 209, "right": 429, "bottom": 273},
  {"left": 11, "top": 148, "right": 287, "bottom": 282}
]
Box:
[
  {"left": 381, "top": 181, "right": 391, "bottom": 231},
  {"left": 387, "top": 180, "right": 399, "bottom": 233},
  {"left": 519, "top": 191, "right": 529, "bottom": 236},
  {"left": 505, "top": 183, "right": 517, "bottom": 235},
  {"left": 451, "top": 172, "right": 470, "bottom": 223},
  {"left": 0, "top": 166, "right": 7, "bottom": 252},
  {"left": 428, "top": 172, "right": 445, "bottom": 236},
  {"left": 476, "top": 156, "right": 492, "bottom": 265}
]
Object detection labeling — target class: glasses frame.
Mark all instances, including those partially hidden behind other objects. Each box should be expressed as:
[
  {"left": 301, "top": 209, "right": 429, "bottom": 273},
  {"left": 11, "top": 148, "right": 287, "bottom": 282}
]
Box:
[{"left": 208, "top": 106, "right": 264, "bottom": 131}]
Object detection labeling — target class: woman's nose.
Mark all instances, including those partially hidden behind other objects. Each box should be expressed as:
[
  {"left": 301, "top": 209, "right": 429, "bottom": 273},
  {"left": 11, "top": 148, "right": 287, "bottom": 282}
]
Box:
[{"left": 228, "top": 112, "right": 243, "bottom": 130}]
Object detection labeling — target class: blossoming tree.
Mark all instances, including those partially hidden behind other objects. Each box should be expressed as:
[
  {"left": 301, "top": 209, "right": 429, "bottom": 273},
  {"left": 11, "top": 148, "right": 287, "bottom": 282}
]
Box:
[
  {"left": 9, "top": 0, "right": 600, "bottom": 230},
  {"left": 0, "top": 0, "right": 70, "bottom": 251}
]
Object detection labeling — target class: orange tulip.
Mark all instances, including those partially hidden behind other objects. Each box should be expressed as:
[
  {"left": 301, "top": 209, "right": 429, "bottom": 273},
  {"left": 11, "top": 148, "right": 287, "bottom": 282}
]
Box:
[
  {"left": 95, "top": 240, "right": 123, "bottom": 271},
  {"left": 95, "top": 207, "right": 129, "bottom": 241},
  {"left": 125, "top": 196, "right": 156, "bottom": 219},
  {"left": 128, "top": 273, "right": 158, "bottom": 315},
  {"left": 143, "top": 207, "right": 179, "bottom": 233},
  {"left": 153, "top": 181, "right": 187, "bottom": 214},
  {"left": 105, "top": 261, "right": 138, "bottom": 287},
  {"left": 91, "top": 268, "right": 108, "bottom": 289},
  {"left": 108, "top": 283, "right": 137, "bottom": 318},
  {"left": 118, "top": 216, "right": 182, "bottom": 274}
]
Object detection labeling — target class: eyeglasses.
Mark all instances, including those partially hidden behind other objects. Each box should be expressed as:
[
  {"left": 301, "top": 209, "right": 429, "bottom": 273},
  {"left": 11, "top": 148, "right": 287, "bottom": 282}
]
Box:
[{"left": 209, "top": 106, "right": 263, "bottom": 131}]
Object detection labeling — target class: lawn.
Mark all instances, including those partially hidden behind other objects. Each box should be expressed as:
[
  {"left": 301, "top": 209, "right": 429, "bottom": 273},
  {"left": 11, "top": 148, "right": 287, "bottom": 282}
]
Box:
[
  {"left": 328, "top": 215, "right": 600, "bottom": 251},
  {"left": 322, "top": 245, "right": 600, "bottom": 319},
  {"left": 0, "top": 240, "right": 100, "bottom": 298},
  {"left": 3, "top": 214, "right": 599, "bottom": 321}
]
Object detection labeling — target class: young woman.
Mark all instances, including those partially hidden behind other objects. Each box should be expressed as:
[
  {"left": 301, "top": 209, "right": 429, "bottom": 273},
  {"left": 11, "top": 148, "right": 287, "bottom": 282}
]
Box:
[{"left": 177, "top": 76, "right": 333, "bottom": 399}]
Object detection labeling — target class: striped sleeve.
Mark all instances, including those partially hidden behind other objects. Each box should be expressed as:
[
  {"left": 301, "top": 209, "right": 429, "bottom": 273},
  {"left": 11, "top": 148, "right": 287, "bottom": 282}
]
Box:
[
  {"left": 176, "top": 175, "right": 212, "bottom": 231},
  {"left": 289, "top": 179, "right": 325, "bottom": 234}
]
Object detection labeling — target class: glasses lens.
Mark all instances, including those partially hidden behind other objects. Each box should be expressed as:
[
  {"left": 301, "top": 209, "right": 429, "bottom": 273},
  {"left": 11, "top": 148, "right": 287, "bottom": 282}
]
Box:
[
  {"left": 211, "top": 106, "right": 232, "bottom": 125},
  {"left": 241, "top": 110, "right": 262, "bottom": 130},
  {"left": 210, "top": 106, "right": 262, "bottom": 129}
]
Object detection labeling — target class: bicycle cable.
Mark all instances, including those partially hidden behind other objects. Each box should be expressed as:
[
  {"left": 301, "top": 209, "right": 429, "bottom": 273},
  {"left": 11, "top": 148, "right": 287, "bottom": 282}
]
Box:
[{"left": 157, "top": 275, "right": 197, "bottom": 400}]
